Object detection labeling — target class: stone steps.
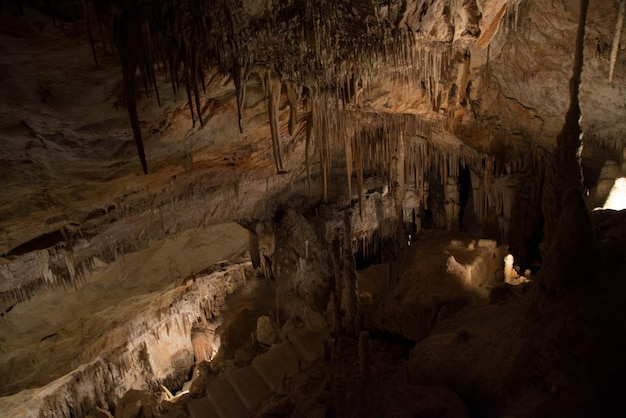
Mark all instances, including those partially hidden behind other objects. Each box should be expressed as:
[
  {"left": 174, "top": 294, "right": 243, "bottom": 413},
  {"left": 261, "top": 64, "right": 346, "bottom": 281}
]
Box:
[
  {"left": 252, "top": 341, "right": 302, "bottom": 392},
  {"left": 226, "top": 365, "right": 272, "bottom": 411},
  {"left": 206, "top": 376, "right": 249, "bottom": 418},
  {"left": 286, "top": 327, "right": 329, "bottom": 365},
  {"left": 188, "top": 396, "right": 219, "bottom": 418},
  {"left": 194, "top": 326, "right": 329, "bottom": 417}
]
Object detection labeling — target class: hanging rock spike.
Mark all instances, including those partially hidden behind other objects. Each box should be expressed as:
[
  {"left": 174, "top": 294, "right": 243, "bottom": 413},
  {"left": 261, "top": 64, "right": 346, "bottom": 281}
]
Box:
[
  {"left": 263, "top": 70, "right": 284, "bottom": 173},
  {"left": 232, "top": 63, "right": 247, "bottom": 133}
]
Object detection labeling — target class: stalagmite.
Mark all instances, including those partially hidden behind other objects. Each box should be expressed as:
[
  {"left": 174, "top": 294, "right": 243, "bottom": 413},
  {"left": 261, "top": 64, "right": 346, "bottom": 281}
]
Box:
[
  {"left": 358, "top": 330, "right": 371, "bottom": 382},
  {"left": 609, "top": 0, "right": 625, "bottom": 82},
  {"left": 540, "top": 189, "right": 596, "bottom": 292},
  {"left": 5, "top": 2, "right": 626, "bottom": 416},
  {"left": 341, "top": 212, "right": 360, "bottom": 338},
  {"left": 444, "top": 175, "right": 460, "bottom": 231},
  {"left": 542, "top": 0, "right": 589, "bottom": 248},
  {"left": 329, "top": 238, "right": 343, "bottom": 337},
  {"left": 504, "top": 254, "right": 529, "bottom": 285}
]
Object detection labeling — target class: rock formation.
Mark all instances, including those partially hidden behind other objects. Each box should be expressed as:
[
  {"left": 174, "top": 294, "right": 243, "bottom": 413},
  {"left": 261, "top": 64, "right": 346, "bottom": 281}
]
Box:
[{"left": 0, "top": 0, "right": 625, "bottom": 416}]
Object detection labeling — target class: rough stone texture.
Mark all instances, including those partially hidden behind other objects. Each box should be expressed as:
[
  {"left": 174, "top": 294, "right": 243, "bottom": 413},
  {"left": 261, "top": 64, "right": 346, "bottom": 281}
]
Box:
[
  {"left": 0, "top": 0, "right": 625, "bottom": 416},
  {"left": 273, "top": 208, "right": 332, "bottom": 328},
  {"left": 0, "top": 261, "right": 251, "bottom": 417},
  {"left": 114, "top": 389, "right": 157, "bottom": 418},
  {"left": 86, "top": 407, "right": 114, "bottom": 418},
  {"left": 362, "top": 230, "right": 506, "bottom": 342},
  {"left": 408, "top": 206, "right": 626, "bottom": 417},
  {"left": 408, "top": 295, "right": 529, "bottom": 416},
  {"left": 256, "top": 315, "right": 278, "bottom": 346},
  {"left": 539, "top": 189, "right": 596, "bottom": 293}
]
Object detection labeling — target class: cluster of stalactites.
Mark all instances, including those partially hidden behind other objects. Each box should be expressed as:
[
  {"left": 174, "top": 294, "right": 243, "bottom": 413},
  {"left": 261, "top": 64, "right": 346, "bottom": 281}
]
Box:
[
  {"left": 0, "top": 265, "right": 249, "bottom": 418},
  {"left": 306, "top": 98, "right": 545, "bottom": 234},
  {"left": 73, "top": 0, "right": 456, "bottom": 173},
  {"left": 502, "top": 0, "right": 527, "bottom": 34},
  {"left": 585, "top": 128, "right": 626, "bottom": 160},
  {"left": 0, "top": 245, "right": 91, "bottom": 314}
]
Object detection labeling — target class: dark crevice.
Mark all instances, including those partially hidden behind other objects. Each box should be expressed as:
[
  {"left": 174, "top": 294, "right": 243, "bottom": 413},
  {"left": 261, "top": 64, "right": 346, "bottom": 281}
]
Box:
[{"left": 5, "top": 229, "right": 66, "bottom": 257}]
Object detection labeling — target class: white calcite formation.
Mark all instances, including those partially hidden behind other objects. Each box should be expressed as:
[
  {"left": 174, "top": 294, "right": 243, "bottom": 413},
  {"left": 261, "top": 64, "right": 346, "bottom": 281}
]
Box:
[{"left": 503, "top": 253, "right": 530, "bottom": 286}]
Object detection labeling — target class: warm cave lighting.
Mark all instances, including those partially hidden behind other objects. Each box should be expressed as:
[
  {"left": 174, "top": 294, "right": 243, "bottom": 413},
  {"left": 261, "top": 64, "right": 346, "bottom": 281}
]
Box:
[
  {"left": 602, "top": 177, "right": 626, "bottom": 210},
  {"left": 504, "top": 254, "right": 530, "bottom": 286}
]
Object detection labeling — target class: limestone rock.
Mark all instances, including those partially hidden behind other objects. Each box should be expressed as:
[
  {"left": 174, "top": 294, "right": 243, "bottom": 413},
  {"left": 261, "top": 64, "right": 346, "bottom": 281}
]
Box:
[
  {"left": 114, "top": 390, "right": 156, "bottom": 418},
  {"left": 256, "top": 315, "right": 278, "bottom": 346},
  {"left": 273, "top": 208, "right": 332, "bottom": 327},
  {"left": 504, "top": 254, "right": 530, "bottom": 285},
  {"left": 408, "top": 298, "right": 528, "bottom": 416},
  {"left": 0, "top": 1, "right": 624, "bottom": 417},
  {"left": 539, "top": 189, "right": 596, "bottom": 293},
  {"left": 191, "top": 323, "right": 215, "bottom": 363},
  {"left": 85, "top": 407, "right": 113, "bottom": 418}
]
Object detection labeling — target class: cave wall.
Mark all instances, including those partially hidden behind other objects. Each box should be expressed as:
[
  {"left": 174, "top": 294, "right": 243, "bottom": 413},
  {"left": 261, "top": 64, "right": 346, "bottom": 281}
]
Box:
[{"left": 0, "top": 0, "right": 625, "bottom": 416}]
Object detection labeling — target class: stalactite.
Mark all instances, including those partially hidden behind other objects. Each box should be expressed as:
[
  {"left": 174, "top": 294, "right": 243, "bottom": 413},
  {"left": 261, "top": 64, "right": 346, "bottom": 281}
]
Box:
[
  {"left": 356, "top": 131, "right": 365, "bottom": 217},
  {"left": 92, "top": 0, "right": 151, "bottom": 173},
  {"left": 345, "top": 129, "right": 353, "bottom": 201},
  {"left": 264, "top": 70, "right": 284, "bottom": 173},
  {"left": 84, "top": 2, "right": 99, "bottom": 68},
  {"left": 153, "top": 67, "right": 162, "bottom": 106},
  {"left": 232, "top": 63, "right": 247, "bottom": 133},
  {"left": 586, "top": 129, "right": 626, "bottom": 157},
  {"left": 95, "top": 8, "right": 108, "bottom": 53},
  {"left": 305, "top": 110, "right": 313, "bottom": 196},
  {"left": 396, "top": 129, "right": 406, "bottom": 221},
  {"left": 183, "top": 59, "right": 196, "bottom": 127},
  {"left": 609, "top": 0, "right": 625, "bottom": 82},
  {"left": 82, "top": 0, "right": 458, "bottom": 174},
  {"left": 191, "top": 49, "right": 204, "bottom": 128},
  {"left": 140, "top": 26, "right": 162, "bottom": 108},
  {"left": 285, "top": 81, "right": 300, "bottom": 136}
]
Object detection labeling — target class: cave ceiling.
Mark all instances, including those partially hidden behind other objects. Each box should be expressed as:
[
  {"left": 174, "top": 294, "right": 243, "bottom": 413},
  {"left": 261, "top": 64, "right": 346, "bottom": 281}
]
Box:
[
  {"left": 1, "top": 0, "right": 626, "bottom": 414},
  {"left": 0, "top": 0, "right": 625, "bottom": 305}
]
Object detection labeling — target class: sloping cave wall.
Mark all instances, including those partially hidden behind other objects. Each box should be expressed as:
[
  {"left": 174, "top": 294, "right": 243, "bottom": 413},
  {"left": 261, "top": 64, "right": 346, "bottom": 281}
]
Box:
[{"left": 0, "top": 0, "right": 625, "bottom": 417}]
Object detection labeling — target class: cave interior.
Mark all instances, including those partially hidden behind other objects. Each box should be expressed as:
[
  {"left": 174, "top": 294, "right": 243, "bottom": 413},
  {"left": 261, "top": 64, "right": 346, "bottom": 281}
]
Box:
[{"left": 0, "top": 0, "right": 626, "bottom": 417}]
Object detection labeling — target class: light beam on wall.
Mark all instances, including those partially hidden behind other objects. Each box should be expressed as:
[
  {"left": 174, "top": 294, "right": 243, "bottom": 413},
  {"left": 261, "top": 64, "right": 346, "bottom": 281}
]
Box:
[{"left": 603, "top": 177, "right": 626, "bottom": 210}]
